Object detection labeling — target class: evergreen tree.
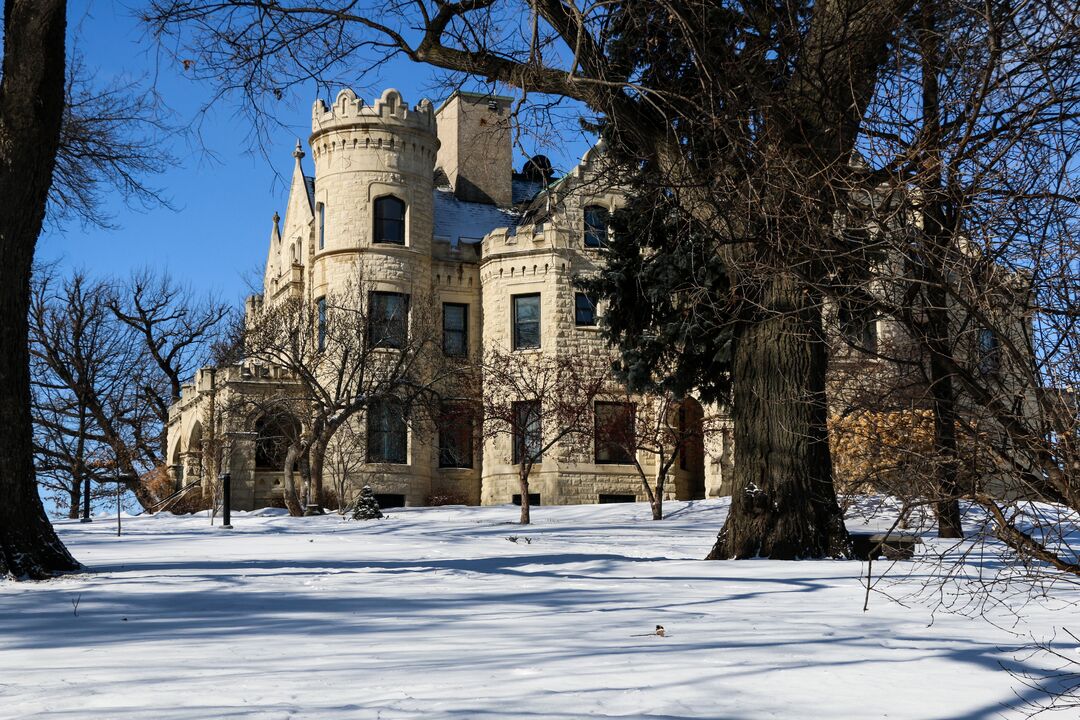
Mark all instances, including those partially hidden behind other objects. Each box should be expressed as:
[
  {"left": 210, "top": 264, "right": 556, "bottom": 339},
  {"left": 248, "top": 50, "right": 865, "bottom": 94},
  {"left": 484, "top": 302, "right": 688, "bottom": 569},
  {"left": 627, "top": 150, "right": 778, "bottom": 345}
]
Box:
[{"left": 351, "top": 486, "right": 384, "bottom": 521}]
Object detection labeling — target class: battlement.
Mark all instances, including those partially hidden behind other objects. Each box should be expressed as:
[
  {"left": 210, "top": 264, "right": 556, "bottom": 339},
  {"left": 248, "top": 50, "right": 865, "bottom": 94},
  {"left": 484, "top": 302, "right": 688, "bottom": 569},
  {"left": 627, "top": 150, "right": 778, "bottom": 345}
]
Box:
[
  {"left": 481, "top": 223, "right": 571, "bottom": 258},
  {"left": 312, "top": 88, "right": 436, "bottom": 136}
]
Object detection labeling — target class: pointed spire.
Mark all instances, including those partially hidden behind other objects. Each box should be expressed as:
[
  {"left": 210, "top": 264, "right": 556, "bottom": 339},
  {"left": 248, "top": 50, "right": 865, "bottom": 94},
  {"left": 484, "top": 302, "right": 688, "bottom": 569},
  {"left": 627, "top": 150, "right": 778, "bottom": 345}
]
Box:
[
  {"left": 271, "top": 212, "right": 281, "bottom": 240},
  {"left": 292, "top": 138, "right": 305, "bottom": 161}
]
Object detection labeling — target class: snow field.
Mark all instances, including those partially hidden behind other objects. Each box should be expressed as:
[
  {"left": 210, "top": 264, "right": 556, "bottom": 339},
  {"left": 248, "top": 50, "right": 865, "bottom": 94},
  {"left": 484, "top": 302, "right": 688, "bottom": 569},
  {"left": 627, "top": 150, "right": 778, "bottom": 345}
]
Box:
[{"left": 0, "top": 500, "right": 1074, "bottom": 719}]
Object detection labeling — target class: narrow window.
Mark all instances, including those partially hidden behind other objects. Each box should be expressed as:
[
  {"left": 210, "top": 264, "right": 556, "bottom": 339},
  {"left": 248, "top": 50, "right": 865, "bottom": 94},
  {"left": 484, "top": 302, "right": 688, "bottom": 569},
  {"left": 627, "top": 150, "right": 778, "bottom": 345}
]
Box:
[
  {"left": 595, "top": 401, "right": 635, "bottom": 464},
  {"left": 978, "top": 328, "right": 1000, "bottom": 376},
  {"left": 512, "top": 400, "right": 542, "bottom": 464},
  {"left": 374, "top": 196, "right": 406, "bottom": 244},
  {"left": 438, "top": 402, "right": 474, "bottom": 468},
  {"left": 316, "top": 296, "right": 327, "bottom": 351},
  {"left": 367, "top": 398, "right": 407, "bottom": 464},
  {"left": 316, "top": 202, "right": 325, "bottom": 250},
  {"left": 368, "top": 291, "right": 409, "bottom": 348},
  {"left": 575, "top": 292, "right": 597, "bottom": 326},
  {"left": 584, "top": 205, "right": 609, "bottom": 248},
  {"left": 512, "top": 294, "right": 541, "bottom": 350},
  {"left": 442, "top": 303, "right": 468, "bottom": 357}
]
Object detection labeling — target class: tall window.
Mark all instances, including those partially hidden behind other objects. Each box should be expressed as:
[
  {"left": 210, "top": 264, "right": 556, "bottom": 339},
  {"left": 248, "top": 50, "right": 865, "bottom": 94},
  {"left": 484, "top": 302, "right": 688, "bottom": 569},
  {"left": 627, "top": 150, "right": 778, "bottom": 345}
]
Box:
[
  {"left": 584, "top": 205, "right": 609, "bottom": 248},
  {"left": 374, "top": 196, "right": 406, "bottom": 244},
  {"left": 368, "top": 291, "right": 409, "bottom": 348},
  {"left": 438, "top": 402, "right": 474, "bottom": 468},
  {"left": 317, "top": 202, "right": 325, "bottom": 250},
  {"left": 838, "top": 302, "right": 877, "bottom": 354},
  {"left": 368, "top": 398, "right": 407, "bottom": 464},
  {"left": 978, "top": 327, "right": 1000, "bottom": 376},
  {"left": 512, "top": 400, "right": 542, "bottom": 464},
  {"left": 512, "top": 294, "right": 541, "bottom": 350},
  {"left": 442, "top": 303, "right": 468, "bottom": 357},
  {"left": 595, "top": 401, "right": 635, "bottom": 464},
  {"left": 575, "top": 292, "right": 597, "bottom": 326},
  {"left": 316, "top": 296, "right": 327, "bottom": 351}
]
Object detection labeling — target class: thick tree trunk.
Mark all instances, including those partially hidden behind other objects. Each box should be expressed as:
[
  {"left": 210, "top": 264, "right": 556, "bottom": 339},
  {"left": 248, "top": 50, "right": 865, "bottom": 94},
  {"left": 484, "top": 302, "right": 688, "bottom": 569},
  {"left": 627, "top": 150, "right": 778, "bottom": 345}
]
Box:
[
  {"left": 0, "top": 0, "right": 80, "bottom": 579},
  {"left": 708, "top": 276, "right": 850, "bottom": 559},
  {"left": 308, "top": 433, "right": 330, "bottom": 511}
]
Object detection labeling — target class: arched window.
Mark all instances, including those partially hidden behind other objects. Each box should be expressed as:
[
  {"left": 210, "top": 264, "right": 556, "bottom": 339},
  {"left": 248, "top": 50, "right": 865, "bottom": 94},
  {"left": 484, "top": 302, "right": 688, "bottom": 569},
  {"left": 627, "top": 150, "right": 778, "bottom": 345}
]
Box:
[
  {"left": 255, "top": 414, "right": 300, "bottom": 470},
  {"left": 374, "top": 196, "right": 406, "bottom": 244},
  {"left": 583, "top": 205, "right": 609, "bottom": 248}
]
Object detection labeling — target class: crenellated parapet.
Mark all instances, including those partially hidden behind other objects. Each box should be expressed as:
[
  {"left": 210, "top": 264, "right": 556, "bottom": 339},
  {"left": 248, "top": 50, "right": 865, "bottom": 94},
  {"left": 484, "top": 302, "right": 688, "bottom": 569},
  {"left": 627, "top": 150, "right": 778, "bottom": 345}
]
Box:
[
  {"left": 480, "top": 223, "right": 571, "bottom": 258},
  {"left": 312, "top": 88, "right": 436, "bottom": 137}
]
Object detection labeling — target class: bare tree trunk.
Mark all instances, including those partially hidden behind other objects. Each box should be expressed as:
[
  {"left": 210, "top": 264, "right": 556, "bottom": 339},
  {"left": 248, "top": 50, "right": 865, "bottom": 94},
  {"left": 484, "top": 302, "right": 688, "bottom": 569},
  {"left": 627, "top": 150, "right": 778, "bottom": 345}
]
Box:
[
  {"left": 0, "top": 0, "right": 80, "bottom": 579},
  {"left": 281, "top": 444, "right": 303, "bottom": 516},
  {"left": 67, "top": 476, "right": 80, "bottom": 520},
  {"left": 916, "top": 1, "right": 964, "bottom": 539},
  {"left": 652, "top": 472, "right": 667, "bottom": 521},
  {"left": 634, "top": 459, "right": 661, "bottom": 520},
  {"left": 308, "top": 433, "right": 330, "bottom": 511},
  {"left": 708, "top": 277, "right": 850, "bottom": 559},
  {"left": 518, "top": 463, "right": 531, "bottom": 525}
]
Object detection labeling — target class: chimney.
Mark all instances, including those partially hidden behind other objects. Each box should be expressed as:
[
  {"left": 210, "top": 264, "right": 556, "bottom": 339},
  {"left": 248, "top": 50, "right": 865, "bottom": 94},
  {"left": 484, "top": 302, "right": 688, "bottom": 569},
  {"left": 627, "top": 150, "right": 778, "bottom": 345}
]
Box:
[{"left": 435, "top": 91, "right": 513, "bottom": 207}]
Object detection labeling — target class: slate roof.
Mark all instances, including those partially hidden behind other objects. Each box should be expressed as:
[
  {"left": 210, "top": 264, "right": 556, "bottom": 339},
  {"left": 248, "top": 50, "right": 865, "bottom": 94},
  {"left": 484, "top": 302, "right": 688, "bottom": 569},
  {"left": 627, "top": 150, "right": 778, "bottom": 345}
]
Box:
[{"left": 432, "top": 188, "right": 519, "bottom": 246}]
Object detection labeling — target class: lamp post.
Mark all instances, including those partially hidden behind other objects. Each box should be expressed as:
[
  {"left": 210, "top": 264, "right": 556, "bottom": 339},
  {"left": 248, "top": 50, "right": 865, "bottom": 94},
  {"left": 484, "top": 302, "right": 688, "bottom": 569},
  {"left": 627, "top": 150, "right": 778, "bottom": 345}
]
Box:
[
  {"left": 113, "top": 467, "right": 139, "bottom": 537},
  {"left": 219, "top": 472, "right": 232, "bottom": 528}
]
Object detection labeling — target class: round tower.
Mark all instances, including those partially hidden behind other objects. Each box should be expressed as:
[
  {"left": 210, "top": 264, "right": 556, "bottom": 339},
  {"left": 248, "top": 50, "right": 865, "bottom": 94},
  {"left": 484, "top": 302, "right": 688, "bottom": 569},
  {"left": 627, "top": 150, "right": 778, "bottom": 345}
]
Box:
[{"left": 308, "top": 88, "right": 438, "bottom": 298}]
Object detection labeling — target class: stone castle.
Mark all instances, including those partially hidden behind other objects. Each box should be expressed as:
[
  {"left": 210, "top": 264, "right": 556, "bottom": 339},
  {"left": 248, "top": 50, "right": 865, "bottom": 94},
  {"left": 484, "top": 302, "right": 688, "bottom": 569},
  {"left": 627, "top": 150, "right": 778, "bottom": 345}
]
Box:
[{"left": 166, "top": 88, "right": 728, "bottom": 510}]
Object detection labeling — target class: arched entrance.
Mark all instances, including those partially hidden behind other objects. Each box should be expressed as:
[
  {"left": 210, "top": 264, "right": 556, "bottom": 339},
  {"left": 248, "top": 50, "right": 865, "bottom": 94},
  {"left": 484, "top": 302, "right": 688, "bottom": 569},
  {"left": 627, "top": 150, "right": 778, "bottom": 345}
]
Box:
[
  {"left": 675, "top": 398, "right": 706, "bottom": 500},
  {"left": 254, "top": 413, "right": 301, "bottom": 471}
]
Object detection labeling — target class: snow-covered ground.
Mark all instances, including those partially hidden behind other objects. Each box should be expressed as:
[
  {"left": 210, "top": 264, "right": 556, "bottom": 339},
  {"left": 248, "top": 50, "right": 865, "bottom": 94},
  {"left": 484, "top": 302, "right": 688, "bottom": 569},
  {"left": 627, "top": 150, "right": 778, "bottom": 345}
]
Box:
[{"left": 1, "top": 499, "right": 1076, "bottom": 719}]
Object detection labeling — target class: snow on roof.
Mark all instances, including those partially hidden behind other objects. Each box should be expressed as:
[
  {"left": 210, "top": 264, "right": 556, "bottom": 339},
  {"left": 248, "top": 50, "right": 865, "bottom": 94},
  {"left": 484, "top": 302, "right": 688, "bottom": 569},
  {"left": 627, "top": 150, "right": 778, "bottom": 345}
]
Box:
[
  {"left": 432, "top": 188, "right": 518, "bottom": 246},
  {"left": 512, "top": 177, "right": 546, "bottom": 205}
]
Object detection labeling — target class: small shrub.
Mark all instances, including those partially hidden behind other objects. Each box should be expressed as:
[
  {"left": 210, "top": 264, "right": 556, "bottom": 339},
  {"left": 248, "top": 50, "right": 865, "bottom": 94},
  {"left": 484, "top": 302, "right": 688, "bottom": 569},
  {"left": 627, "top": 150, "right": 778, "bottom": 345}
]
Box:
[{"left": 426, "top": 492, "right": 469, "bottom": 506}]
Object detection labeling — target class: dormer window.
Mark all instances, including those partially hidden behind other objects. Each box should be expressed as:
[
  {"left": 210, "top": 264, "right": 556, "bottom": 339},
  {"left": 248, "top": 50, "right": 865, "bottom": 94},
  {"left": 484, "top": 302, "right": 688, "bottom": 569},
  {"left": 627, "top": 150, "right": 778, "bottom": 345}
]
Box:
[
  {"left": 374, "top": 196, "right": 406, "bottom": 245},
  {"left": 584, "top": 205, "right": 609, "bottom": 248}
]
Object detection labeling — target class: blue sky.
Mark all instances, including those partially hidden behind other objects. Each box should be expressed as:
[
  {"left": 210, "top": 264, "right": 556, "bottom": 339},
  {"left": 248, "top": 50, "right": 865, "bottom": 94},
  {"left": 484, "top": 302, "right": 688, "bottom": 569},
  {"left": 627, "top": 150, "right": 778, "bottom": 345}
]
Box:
[{"left": 43, "top": 1, "right": 595, "bottom": 306}]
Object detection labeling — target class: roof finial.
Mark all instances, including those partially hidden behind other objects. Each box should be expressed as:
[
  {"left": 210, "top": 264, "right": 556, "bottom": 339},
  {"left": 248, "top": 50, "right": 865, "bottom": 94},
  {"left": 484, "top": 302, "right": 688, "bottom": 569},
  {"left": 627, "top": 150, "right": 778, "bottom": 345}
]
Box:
[
  {"left": 272, "top": 211, "right": 281, "bottom": 230},
  {"left": 292, "top": 139, "right": 305, "bottom": 160}
]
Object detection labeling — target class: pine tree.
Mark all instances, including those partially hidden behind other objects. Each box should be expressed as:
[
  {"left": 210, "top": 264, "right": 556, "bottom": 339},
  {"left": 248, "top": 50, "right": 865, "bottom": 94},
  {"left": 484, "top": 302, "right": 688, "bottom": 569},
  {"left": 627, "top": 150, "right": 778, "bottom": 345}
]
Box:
[{"left": 351, "top": 486, "right": 384, "bottom": 520}]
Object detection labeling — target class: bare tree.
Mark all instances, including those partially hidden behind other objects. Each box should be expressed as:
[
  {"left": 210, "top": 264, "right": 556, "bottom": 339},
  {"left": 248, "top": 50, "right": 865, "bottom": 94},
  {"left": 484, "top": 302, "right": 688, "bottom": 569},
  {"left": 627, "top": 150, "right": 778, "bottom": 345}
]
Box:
[
  {"left": 29, "top": 268, "right": 164, "bottom": 508},
  {"left": 595, "top": 388, "right": 716, "bottom": 521},
  {"left": 0, "top": 0, "right": 82, "bottom": 577},
  {"left": 2, "top": 0, "right": 177, "bottom": 578},
  {"left": 109, "top": 268, "right": 232, "bottom": 462},
  {"left": 479, "top": 344, "right": 611, "bottom": 524},
  {"left": 242, "top": 263, "right": 456, "bottom": 515}
]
